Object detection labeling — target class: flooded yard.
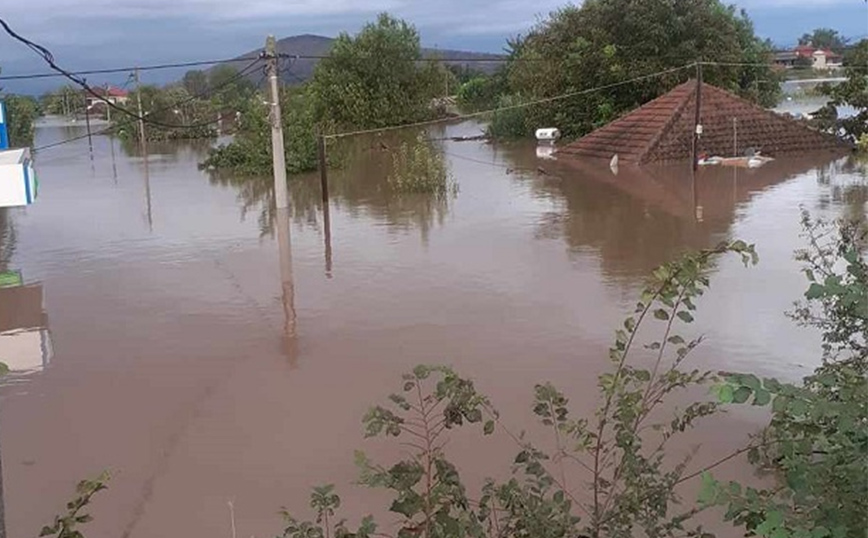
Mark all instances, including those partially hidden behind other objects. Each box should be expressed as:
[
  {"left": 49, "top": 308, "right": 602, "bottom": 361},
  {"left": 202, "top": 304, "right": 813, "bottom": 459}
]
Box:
[{"left": 0, "top": 119, "right": 864, "bottom": 537}]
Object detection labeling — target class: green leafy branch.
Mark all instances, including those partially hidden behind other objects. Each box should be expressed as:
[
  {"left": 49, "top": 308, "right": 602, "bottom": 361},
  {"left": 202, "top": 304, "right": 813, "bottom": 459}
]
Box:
[{"left": 39, "top": 472, "right": 109, "bottom": 538}]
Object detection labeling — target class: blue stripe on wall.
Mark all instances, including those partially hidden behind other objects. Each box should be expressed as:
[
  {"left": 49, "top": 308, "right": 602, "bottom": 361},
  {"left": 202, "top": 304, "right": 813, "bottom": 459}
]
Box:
[{"left": 23, "top": 159, "right": 32, "bottom": 204}]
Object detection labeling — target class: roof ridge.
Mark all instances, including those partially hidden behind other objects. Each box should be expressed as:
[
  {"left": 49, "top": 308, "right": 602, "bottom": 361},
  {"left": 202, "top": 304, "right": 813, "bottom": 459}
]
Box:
[{"left": 639, "top": 80, "right": 695, "bottom": 164}]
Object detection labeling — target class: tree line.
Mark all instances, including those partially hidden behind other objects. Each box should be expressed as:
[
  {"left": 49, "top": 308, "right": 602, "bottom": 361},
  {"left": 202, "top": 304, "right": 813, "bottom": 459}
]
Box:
[{"left": 2, "top": 0, "right": 866, "bottom": 166}]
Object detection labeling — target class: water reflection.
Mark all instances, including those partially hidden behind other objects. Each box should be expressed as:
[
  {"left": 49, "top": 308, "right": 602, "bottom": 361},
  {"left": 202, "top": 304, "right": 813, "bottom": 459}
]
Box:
[
  {"left": 501, "top": 146, "right": 845, "bottom": 277},
  {"left": 0, "top": 280, "right": 53, "bottom": 375},
  {"left": 816, "top": 156, "right": 868, "bottom": 222},
  {"left": 207, "top": 131, "right": 454, "bottom": 245},
  {"left": 275, "top": 208, "right": 297, "bottom": 364},
  {"left": 0, "top": 209, "right": 14, "bottom": 271}
]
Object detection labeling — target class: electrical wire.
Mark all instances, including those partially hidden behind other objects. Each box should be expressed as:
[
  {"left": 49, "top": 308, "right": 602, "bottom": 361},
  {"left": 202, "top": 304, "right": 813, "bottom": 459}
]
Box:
[
  {"left": 0, "top": 16, "right": 264, "bottom": 132},
  {"left": 325, "top": 63, "right": 695, "bottom": 140},
  {"left": 0, "top": 56, "right": 261, "bottom": 81},
  {"left": 30, "top": 58, "right": 264, "bottom": 152}
]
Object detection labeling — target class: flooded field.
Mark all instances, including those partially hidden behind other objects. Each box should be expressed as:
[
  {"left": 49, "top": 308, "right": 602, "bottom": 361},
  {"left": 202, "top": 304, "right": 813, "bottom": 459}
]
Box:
[{"left": 0, "top": 119, "right": 864, "bottom": 537}]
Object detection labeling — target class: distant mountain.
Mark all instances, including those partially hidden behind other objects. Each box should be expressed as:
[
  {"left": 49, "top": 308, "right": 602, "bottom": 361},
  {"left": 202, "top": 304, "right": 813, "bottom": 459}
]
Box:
[{"left": 222, "top": 34, "right": 506, "bottom": 86}]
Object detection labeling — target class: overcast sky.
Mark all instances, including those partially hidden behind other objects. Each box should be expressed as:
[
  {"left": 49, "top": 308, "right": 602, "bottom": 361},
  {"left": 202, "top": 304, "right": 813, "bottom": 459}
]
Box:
[{"left": 1, "top": 0, "right": 867, "bottom": 94}]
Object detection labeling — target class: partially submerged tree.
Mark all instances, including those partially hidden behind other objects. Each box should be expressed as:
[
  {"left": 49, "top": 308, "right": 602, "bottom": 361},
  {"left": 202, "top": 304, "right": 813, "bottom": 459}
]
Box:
[
  {"left": 0, "top": 67, "right": 38, "bottom": 147},
  {"left": 503, "top": 0, "right": 781, "bottom": 139},
  {"left": 816, "top": 39, "right": 868, "bottom": 142},
  {"left": 309, "top": 13, "right": 440, "bottom": 130}
]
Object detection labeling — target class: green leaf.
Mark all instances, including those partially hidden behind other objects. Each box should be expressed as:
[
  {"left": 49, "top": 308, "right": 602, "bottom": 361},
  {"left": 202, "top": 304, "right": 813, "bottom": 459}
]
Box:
[
  {"left": 653, "top": 309, "right": 670, "bottom": 321},
  {"left": 0, "top": 362, "right": 8, "bottom": 377},
  {"left": 770, "top": 528, "right": 788, "bottom": 538},
  {"left": 732, "top": 386, "right": 752, "bottom": 404},
  {"left": 718, "top": 385, "right": 734, "bottom": 404},
  {"left": 772, "top": 395, "right": 790, "bottom": 413},
  {"left": 667, "top": 335, "right": 685, "bottom": 345},
  {"left": 677, "top": 311, "right": 694, "bottom": 323},
  {"left": 753, "top": 389, "right": 771, "bottom": 406},
  {"left": 741, "top": 374, "right": 761, "bottom": 391},
  {"left": 483, "top": 420, "right": 494, "bottom": 435},
  {"left": 806, "top": 283, "right": 826, "bottom": 299},
  {"left": 390, "top": 494, "right": 423, "bottom": 517},
  {"left": 811, "top": 526, "right": 830, "bottom": 538}
]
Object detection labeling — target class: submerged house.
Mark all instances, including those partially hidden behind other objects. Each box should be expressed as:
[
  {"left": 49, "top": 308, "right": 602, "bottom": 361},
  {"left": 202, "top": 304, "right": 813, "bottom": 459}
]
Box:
[{"left": 558, "top": 80, "right": 850, "bottom": 165}]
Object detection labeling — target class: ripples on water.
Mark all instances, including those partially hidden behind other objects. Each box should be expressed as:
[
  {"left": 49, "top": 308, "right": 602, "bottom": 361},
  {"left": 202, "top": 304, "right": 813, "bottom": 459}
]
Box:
[{"left": 0, "top": 119, "right": 864, "bottom": 537}]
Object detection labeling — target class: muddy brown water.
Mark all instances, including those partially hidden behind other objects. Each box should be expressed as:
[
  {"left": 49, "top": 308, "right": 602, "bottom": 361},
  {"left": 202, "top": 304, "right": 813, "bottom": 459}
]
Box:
[{"left": 0, "top": 119, "right": 864, "bottom": 537}]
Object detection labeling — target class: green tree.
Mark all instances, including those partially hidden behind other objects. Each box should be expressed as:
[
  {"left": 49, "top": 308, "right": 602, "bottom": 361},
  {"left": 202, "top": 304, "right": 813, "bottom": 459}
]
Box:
[
  {"left": 702, "top": 215, "right": 866, "bottom": 538},
  {"left": 208, "top": 64, "right": 255, "bottom": 110},
  {"left": 3, "top": 94, "right": 38, "bottom": 147},
  {"left": 40, "top": 85, "right": 84, "bottom": 117},
  {"left": 309, "top": 13, "right": 438, "bottom": 129},
  {"left": 504, "top": 0, "right": 781, "bottom": 139},
  {"left": 817, "top": 40, "right": 868, "bottom": 142},
  {"left": 202, "top": 85, "right": 318, "bottom": 175},
  {"left": 113, "top": 84, "right": 216, "bottom": 141},
  {"left": 456, "top": 71, "right": 508, "bottom": 113},
  {"left": 799, "top": 28, "right": 847, "bottom": 52},
  {"left": 0, "top": 67, "right": 39, "bottom": 148},
  {"left": 182, "top": 69, "right": 208, "bottom": 96}
]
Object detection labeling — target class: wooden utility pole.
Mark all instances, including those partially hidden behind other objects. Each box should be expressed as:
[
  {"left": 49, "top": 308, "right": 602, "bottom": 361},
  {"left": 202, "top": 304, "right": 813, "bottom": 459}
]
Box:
[
  {"left": 266, "top": 35, "right": 289, "bottom": 209},
  {"left": 692, "top": 62, "right": 703, "bottom": 171}
]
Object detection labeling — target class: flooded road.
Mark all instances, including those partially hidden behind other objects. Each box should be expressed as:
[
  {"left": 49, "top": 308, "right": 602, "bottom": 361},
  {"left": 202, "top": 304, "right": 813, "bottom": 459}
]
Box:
[{"left": 0, "top": 119, "right": 864, "bottom": 537}]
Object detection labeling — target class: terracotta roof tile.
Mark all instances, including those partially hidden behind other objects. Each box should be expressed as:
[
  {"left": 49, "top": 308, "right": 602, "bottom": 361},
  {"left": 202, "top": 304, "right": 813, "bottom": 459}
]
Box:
[{"left": 559, "top": 80, "right": 850, "bottom": 164}]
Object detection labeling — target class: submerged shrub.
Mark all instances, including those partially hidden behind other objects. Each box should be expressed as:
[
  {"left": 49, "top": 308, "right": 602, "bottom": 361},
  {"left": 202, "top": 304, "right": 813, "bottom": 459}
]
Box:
[{"left": 387, "top": 133, "right": 456, "bottom": 197}]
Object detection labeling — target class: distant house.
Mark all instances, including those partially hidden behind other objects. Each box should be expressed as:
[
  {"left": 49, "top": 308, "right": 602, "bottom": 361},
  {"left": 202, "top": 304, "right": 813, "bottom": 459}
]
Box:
[
  {"left": 774, "top": 46, "right": 843, "bottom": 71},
  {"left": 558, "top": 80, "right": 850, "bottom": 165},
  {"left": 85, "top": 86, "right": 129, "bottom": 108}
]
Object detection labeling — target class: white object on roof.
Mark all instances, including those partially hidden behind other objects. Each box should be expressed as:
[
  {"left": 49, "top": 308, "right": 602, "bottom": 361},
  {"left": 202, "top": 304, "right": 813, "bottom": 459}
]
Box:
[
  {"left": 0, "top": 148, "right": 36, "bottom": 208},
  {"left": 535, "top": 128, "right": 561, "bottom": 141}
]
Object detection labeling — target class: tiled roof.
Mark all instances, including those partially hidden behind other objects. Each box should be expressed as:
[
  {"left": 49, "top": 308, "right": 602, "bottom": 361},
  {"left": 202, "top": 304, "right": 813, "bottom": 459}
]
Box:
[{"left": 558, "top": 80, "right": 850, "bottom": 165}]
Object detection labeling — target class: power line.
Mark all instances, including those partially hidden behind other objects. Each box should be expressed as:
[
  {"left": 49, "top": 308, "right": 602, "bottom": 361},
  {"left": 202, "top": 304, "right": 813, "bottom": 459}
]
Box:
[
  {"left": 0, "top": 16, "right": 264, "bottom": 132},
  {"left": 0, "top": 57, "right": 260, "bottom": 81},
  {"left": 324, "top": 63, "right": 695, "bottom": 140},
  {"left": 32, "top": 62, "right": 265, "bottom": 153}
]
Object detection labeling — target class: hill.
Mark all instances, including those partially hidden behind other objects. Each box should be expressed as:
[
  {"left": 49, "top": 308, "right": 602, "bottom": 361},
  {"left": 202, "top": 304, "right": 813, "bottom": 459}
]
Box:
[{"left": 221, "top": 34, "right": 505, "bottom": 85}]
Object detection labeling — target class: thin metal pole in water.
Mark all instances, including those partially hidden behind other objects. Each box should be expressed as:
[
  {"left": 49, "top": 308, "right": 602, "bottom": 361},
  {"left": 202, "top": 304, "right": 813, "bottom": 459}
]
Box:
[
  {"left": 266, "top": 35, "right": 289, "bottom": 209},
  {"left": 316, "top": 128, "right": 333, "bottom": 276},
  {"left": 733, "top": 117, "right": 738, "bottom": 158},
  {"left": 692, "top": 62, "right": 703, "bottom": 171}
]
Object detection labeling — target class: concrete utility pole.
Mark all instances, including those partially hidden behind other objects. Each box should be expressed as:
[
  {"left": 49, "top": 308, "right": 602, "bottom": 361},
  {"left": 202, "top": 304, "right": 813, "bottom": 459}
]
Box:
[
  {"left": 134, "top": 68, "right": 153, "bottom": 230},
  {"left": 134, "top": 68, "right": 147, "bottom": 154},
  {"left": 266, "top": 35, "right": 289, "bottom": 209},
  {"left": 83, "top": 85, "right": 93, "bottom": 155},
  {"left": 104, "top": 83, "right": 112, "bottom": 122}
]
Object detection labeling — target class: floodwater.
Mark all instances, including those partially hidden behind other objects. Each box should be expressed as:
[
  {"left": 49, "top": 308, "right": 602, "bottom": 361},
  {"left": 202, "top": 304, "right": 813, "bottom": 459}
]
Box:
[{"left": 0, "top": 118, "right": 864, "bottom": 537}]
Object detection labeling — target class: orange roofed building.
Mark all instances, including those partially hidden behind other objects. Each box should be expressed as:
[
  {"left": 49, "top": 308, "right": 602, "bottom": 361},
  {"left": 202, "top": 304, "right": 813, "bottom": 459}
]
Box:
[{"left": 558, "top": 80, "right": 850, "bottom": 165}]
